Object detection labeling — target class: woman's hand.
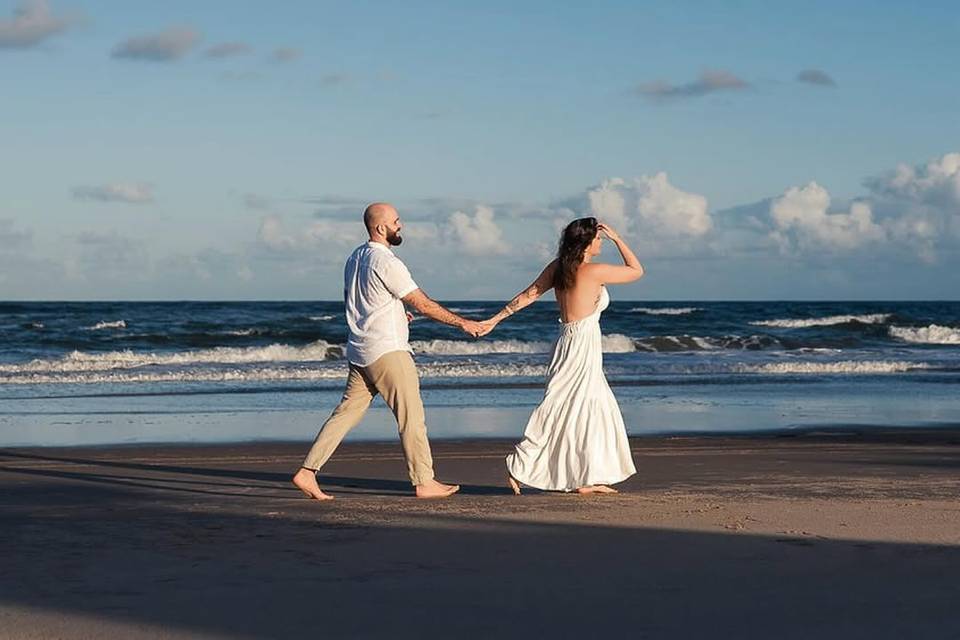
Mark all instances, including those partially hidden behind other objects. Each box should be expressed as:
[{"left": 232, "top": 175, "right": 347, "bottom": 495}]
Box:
[{"left": 597, "top": 222, "right": 622, "bottom": 242}]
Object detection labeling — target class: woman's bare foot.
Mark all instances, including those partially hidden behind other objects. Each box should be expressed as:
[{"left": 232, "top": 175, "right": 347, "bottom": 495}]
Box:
[
  {"left": 507, "top": 475, "right": 521, "bottom": 495},
  {"left": 576, "top": 484, "right": 618, "bottom": 495},
  {"left": 415, "top": 479, "right": 460, "bottom": 499},
  {"left": 292, "top": 467, "right": 334, "bottom": 501}
]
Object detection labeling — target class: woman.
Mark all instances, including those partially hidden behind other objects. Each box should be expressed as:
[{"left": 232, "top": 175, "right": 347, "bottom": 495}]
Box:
[{"left": 482, "top": 218, "right": 644, "bottom": 494}]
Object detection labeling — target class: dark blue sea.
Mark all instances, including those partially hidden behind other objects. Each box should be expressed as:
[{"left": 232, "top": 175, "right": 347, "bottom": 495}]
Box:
[{"left": 2, "top": 300, "right": 959, "bottom": 447}]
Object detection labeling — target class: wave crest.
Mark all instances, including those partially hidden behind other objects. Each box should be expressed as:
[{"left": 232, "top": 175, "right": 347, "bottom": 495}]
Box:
[
  {"left": 0, "top": 340, "right": 342, "bottom": 374},
  {"left": 751, "top": 314, "right": 891, "bottom": 328},
  {"left": 889, "top": 324, "right": 960, "bottom": 345},
  {"left": 629, "top": 307, "right": 701, "bottom": 315},
  {"left": 742, "top": 360, "right": 929, "bottom": 374},
  {"left": 85, "top": 320, "right": 127, "bottom": 331}
]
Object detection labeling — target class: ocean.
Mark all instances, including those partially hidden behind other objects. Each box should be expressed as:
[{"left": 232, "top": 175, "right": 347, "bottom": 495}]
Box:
[{"left": 2, "top": 300, "right": 959, "bottom": 447}]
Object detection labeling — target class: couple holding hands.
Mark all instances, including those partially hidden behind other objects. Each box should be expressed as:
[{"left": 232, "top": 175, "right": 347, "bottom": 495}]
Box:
[{"left": 293, "top": 202, "right": 644, "bottom": 500}]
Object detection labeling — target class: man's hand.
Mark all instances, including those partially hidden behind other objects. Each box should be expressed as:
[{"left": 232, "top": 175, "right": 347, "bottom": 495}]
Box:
[
  {"left": 477, "top": 318, "right": 498, "bottom": 337},
  {"left": 461, "top": 320, "right": 487, "bottom": 338}
]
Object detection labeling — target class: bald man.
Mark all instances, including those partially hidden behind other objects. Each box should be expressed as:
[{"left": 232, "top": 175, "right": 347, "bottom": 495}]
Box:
[{"left": 293, "top": 202, "right": 489, "bottom": 500}]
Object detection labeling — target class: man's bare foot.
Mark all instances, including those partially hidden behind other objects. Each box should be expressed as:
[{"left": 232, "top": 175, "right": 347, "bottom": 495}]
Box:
[
  {"left": 415, "top": 478, "right": 460, "bottom": 499},
  {"left": 292, "top": 467, "right": 334, "bottom": 501},
  {"left": 507, "top": 475, "right": 521, "bottom": 495},
  {"left": 576, "top": 485, "right": 599, "bottom": 495}
]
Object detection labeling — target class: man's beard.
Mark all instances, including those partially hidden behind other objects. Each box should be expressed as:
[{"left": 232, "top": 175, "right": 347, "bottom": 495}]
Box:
[{"left": 386, "top": 231, "right": 403, "bottom": 246}]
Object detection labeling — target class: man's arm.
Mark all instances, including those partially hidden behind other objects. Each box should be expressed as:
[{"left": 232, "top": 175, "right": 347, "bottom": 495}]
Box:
[{"left": 402, "top": 289, "right": 485, "bottom": 336}]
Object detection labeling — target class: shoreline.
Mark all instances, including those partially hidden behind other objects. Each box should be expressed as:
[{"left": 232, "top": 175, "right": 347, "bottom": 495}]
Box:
[{"left": 4, "top": 423, "right": 960, "bottom": 452}]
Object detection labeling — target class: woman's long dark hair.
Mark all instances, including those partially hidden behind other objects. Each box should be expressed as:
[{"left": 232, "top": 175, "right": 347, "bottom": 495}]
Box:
[{"left": 553, "top": 217, "right": 598, "bottom": 290}]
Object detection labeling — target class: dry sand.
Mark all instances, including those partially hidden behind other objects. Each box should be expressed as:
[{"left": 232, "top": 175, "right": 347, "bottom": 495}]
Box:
[{"left": 2, "top": 428, "right": 959, "bottom": 639}]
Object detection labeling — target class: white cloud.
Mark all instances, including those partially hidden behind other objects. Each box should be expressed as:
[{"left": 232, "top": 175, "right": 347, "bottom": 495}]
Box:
[
  {"left": 243, "top": 193, "right": 270, "bottom": 210},
  {"left": 0, "top": 0, "right": 77, "bottom": 49},
  {"left": 445, "top": 205, "right": 508, "bottom": 256},
  {"left": 71, "top": 231, "right": 148, "bottom": 280},
  {"left": 769, "top": 182, "right": 885, "bottom": 252},
  {"left": 637, "top": 69, "right": 749, "bottom": 101},
  {"left": 862, "top": 152, "right": 960, "bottom": 261},
  {"left": 111, "top": 26, "right": 200, "bottom": 62},
  {"left": 72, "top": 183, "right": 154, "bottom": 204},
  {"left": 319, "top": 73, "right": 348, "bottom": 87},
  {"left": 204, "top": 41, "right": 252, "bottom": 59},
  {"left": 866, "top": 152, "right": 960, "bottom": 208},
  {"left": 796, "top": 69, "right": 837, "bottom": 87},
  {"left": 257, "top": 215, "right": 359, "bottom": 254},
  {"left": 270, "top": 47, "right": 301, "bottom": 63},
  {"left": 0, "top": 219, "right": 32, "bottom": 250},
  {"left": 579, "top": 173, "right": 712, "bottom": 238}
]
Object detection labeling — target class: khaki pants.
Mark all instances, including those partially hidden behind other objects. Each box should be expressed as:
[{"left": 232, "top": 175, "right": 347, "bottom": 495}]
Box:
[{"left": 301, "top": 350, "right": 435, "bottom": 486}]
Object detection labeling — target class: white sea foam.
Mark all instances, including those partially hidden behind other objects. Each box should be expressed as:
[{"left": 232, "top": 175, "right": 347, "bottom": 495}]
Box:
[
  {"left": 0, "top": 361, "right": 550, "bottom": 386},
  {"left": 889, "top": 324, "right": 960, "bottom": 345},
  {"left": 85, "top": 320, "right": 127, "bottom": 331},
  {"left": 225, "top": 329, "right": 257, "bottom": 336},
  {"left": 600, "top": 333, "right": 637, "bottom": 353},
  {"left": 741, "top": 360, "right": 929, "bottom": 375},
  {"left": 412, "top": 334, "right": 638, "bottom": 355},
  {"left": 751, "top": 314, "right": 891, "bottom": 328},
  {"left": 0, "top": 340, "right": 341, "bottom": 375},
  {"left": 309, "top": 315, "right": 337, "bottom": 321},
  {"left": 448, "top": 307, "right": 486, "bottom": 314},
  {"left": 629, "top": 307, "right": 701, "bottom": 315},
  {"left": 412, "top": 339, "right": 551, "bottom": 355}
]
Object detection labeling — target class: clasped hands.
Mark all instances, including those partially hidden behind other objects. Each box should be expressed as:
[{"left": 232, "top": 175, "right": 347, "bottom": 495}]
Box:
[
  {"left": 405, "top": 310, "right": 497, "bottom": 339},
  {"left": 461, "top": 318, "right": 497, "bottom": 339}
]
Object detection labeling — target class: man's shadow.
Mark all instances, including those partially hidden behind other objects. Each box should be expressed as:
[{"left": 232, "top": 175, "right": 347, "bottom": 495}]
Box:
[{"left": 0, "top": 450, "right": 513, "bottom": 497}]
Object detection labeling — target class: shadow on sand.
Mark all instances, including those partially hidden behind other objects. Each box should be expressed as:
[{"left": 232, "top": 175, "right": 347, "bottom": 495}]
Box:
[{"left": 1, "top": 444, "right": 959, "bottom": 639}]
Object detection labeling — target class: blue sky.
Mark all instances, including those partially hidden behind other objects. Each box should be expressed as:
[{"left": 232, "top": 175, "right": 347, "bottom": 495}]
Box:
[{"left": 2, "top": 0, "right": 958, "bottom": 300}]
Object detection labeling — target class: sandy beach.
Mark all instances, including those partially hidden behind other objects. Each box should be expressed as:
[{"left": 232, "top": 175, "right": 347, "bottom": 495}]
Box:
[{"left": 1, "top": 428, "right": 959, "bottom": 639}]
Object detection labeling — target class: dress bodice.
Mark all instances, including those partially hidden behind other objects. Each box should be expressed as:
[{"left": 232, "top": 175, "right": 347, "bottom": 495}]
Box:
[{"left": 596, "top": 285, "right": 610, "bottom": 316}]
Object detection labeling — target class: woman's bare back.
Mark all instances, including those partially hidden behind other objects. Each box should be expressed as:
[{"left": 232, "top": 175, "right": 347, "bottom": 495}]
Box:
[{"left": 555, "top": 267, "right": 603, "bottom": 323}]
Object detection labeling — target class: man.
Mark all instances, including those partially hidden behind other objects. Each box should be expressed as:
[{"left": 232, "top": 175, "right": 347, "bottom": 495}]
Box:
[{"left": 292, "top": 202, "right": 489, "bottom": 500}]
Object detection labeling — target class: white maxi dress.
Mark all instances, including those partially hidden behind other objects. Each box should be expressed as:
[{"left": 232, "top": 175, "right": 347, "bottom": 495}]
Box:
[{"left": 506, "top": 286, "right": 636, "bottom": 491}]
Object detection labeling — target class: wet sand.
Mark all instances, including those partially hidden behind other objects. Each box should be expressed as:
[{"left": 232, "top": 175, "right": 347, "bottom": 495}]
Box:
[{"left": 1, "top": 428, "right": 959, "bottom": 639}]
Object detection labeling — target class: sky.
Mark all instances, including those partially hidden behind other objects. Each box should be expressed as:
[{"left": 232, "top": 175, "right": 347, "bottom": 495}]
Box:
[{"left": 1, "top": 0, "right": 958, "bottom": 301}]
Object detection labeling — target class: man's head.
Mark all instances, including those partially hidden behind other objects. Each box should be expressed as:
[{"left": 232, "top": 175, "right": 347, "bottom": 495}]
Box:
[{"left": 363, "top": 202, "right": 403, "bottom": 246}]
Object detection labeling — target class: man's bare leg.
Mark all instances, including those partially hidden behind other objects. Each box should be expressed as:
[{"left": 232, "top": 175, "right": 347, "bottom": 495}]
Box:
[
  {"left": 508, "top": 475, "right": 521, "bottom": 495},
  {"left": 415, "top": 478, "right": 460, "bottom": 499},
  {"left": 292, "top": 467, "right": 335, "bottom": 501}
]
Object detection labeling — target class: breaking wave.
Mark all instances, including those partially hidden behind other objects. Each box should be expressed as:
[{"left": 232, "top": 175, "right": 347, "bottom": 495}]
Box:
[
  {"left": 85, "top": 320, "right": 127, "bottom": 331},
  {"left": 740, "top": 360, "right": 930, "bottom": 375},
  {"left": 0, "top": 340, "right": 343, "bottom": 375},
  {"left": 629, "top": 307, "right": 701, "bottom": 315},
  {"left": 751, "top": 314, "right": 891, "bottom": 328},
  {"left": 889, "top": 324, "right": 960, "bottom": 345}
]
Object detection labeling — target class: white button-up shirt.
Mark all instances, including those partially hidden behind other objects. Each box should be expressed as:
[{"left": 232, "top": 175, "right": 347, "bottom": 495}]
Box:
[{"left": 343, "top": 242, "right": 420, "bottom": 367}]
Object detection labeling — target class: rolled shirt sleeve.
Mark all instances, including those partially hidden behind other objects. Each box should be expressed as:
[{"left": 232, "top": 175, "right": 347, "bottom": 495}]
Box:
[{"left": 379, "top": 258, "right": 419, "bottom": 299}]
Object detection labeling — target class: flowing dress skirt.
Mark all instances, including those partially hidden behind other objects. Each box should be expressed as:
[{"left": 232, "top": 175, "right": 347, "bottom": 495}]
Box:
[{"left": 506, "top": 289, "right": 636, "bottom": 491}]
